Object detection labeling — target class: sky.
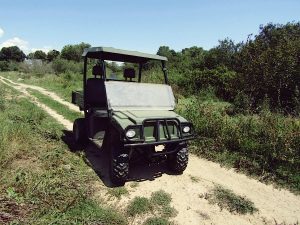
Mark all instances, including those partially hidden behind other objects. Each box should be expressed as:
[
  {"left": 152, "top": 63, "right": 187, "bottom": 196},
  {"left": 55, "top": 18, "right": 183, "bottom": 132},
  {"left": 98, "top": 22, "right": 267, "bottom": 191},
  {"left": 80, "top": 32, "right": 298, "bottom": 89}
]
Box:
[{"left": 0, "top": 0, "right": 299, "bottom": 54}]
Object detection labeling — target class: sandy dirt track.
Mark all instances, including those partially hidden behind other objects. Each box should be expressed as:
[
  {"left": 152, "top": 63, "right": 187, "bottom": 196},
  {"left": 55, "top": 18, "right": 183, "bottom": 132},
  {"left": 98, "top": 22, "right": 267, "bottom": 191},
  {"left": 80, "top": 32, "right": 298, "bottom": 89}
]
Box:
[{"left": 1, "top": 75, "right": 299, "bottom": 225}]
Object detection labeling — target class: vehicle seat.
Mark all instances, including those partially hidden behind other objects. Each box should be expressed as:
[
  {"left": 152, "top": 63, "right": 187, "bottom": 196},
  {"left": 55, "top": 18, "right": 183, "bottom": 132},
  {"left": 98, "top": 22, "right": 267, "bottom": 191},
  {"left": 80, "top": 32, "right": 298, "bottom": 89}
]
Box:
[
  {"left": 124, "top": 68, "right": 135, "bottom": 82},
  {"left": 86, "top": 78, "right": 107, "bottom": 108}
]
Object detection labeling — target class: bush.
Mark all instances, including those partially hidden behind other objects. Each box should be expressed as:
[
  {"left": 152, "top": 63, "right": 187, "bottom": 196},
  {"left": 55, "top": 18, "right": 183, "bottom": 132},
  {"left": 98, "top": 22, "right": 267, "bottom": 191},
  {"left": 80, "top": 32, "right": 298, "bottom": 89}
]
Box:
[
  {"left": 0, "top": 61, "right": 19, "bottom": 71},
  {"left": 178, "top": 94, "right": 300, "bottom": 192},
  {"left": 185, "top": 66, "right": 237, "bottom": 100},
  {"left": 52, "top": 58, "right": 83, "bottom": 74},
  {"left": 0, "top": 61, "right": 10, "bottom": 71}
]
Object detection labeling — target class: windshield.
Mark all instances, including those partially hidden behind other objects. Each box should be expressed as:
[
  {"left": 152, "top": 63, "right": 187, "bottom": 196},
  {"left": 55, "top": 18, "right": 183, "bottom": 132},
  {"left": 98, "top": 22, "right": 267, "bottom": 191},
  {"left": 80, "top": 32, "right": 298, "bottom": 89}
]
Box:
[{"left": 105, "top": 81, "right": 175, "bottom": 111}]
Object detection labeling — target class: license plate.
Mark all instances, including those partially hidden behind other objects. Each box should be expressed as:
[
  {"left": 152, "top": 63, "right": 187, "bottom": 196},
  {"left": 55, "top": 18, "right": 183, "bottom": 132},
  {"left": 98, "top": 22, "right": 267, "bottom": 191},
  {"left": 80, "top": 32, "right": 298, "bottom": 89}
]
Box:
[{"left": 155, "top": 145, "right": 164, "bottom": 152}]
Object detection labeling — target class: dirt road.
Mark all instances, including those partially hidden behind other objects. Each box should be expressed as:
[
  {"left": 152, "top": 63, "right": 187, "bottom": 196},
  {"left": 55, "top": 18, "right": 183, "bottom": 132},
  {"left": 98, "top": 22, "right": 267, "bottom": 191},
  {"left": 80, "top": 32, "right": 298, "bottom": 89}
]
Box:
[{"left": 1, "top": 76, "right": 299, "bottom": 225}]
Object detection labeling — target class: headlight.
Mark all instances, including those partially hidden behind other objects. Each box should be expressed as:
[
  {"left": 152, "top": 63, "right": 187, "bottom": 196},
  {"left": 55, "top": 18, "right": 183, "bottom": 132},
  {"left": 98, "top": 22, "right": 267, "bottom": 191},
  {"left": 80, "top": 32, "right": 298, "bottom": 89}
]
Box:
[
  {"left": 126, "top": 129, "right": 136, "bottom": 138},
  {"left": 182, "top": 126, "right": 190, "bottom": 133}
]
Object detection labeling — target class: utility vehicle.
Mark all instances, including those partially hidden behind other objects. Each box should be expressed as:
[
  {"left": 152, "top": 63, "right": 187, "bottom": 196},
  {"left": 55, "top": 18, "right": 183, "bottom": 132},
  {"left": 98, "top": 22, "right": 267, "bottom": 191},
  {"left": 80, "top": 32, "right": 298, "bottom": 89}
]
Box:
[{"left": 72, "top": 47, "right": 194, "bottom": 185}]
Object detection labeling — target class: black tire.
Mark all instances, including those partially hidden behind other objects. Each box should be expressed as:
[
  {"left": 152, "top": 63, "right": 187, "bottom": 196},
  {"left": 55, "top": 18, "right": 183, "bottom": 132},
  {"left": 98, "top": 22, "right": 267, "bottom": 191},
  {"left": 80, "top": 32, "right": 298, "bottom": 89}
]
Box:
[
  {"left": 108, "top": 128, "right": 129, "bottom": 186},
  {"left": 167, "top": 145, "right": 189, "bottom": 174},
  {"left": 110, "top": 153, "right": 129, "bottom": 186},
  {"left": 73, "top": 118, "right": 88, "bottom": 145}
]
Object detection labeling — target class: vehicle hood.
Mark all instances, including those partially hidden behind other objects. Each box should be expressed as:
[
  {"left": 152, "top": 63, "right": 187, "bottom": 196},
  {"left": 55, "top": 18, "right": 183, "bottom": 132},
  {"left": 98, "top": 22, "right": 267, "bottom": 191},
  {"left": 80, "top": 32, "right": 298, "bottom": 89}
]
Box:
[{"left": 112, "top": 110, "right": 188, "bottom": 129}]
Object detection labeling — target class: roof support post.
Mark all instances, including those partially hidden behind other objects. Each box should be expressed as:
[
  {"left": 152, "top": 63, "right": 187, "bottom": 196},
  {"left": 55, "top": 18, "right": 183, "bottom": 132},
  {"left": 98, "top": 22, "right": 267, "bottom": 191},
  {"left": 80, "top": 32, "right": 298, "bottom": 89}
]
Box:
[
  {"left": 162, "top": 61, "right": 169, "bottom": 84},
  {"left": 138, "top": 63, "right": 142, "bottom": 82},
  {"left": 83, "top": 56, "right": 87, "bottom": 112}
]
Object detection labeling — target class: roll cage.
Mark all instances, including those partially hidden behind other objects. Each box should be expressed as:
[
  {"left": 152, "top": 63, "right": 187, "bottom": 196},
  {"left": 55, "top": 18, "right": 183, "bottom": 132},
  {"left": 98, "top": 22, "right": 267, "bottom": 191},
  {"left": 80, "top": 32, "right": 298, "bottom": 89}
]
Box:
[{"left": 82, "top": 46, "right": 169, "bottom": 84}]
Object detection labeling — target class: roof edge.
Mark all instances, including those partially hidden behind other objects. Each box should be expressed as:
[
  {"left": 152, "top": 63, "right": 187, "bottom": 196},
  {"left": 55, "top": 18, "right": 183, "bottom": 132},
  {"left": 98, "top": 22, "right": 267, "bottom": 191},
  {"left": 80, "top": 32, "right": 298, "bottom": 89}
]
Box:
[{"left": 82, "top": 47, "right": 168, "bottom": 62}]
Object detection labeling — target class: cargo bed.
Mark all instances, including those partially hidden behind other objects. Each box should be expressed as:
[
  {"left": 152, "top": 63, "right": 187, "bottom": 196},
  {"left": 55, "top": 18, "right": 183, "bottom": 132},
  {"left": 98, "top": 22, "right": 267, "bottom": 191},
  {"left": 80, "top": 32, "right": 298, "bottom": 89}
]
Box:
[{"left": 72, "top": 90, "right": 84, "bottom": 110}]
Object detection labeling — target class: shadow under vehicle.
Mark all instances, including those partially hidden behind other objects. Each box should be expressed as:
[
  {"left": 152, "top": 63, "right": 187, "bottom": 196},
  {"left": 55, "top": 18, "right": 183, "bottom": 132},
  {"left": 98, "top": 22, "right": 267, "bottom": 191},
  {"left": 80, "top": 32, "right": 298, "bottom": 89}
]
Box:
[{"left": 72, "top": 47, "right": 194, "bottom": 185}]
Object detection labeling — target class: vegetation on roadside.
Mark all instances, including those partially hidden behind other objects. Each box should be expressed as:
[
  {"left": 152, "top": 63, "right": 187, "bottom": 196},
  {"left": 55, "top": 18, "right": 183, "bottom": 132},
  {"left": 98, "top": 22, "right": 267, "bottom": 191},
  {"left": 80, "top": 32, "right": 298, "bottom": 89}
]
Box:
[
  {"left": 107, "top": 187, "right": 129, "bottom": 200},
  {"left": 126, "top": 190, "right": 177, "bottom": 223},
  {"left": 0, "top": 84, "right": 126, "bottom": 224},
  {"left": 144, "top": 217, "right": 170, "bottom": 225},
  {"left": 29, "top": 89, "right": 82, "bottom": 121},
  {"left": 189, "top": 175, "right": 200, "bottom": 183},
  {"left": 177, "top": 91, "right": 300, "bottom": 192},
  {"left": 127, "top": 197, "right": 152, "bottom": 216},
  {"left": 205, "top": 186, "right": 258, "bottom": 215}
]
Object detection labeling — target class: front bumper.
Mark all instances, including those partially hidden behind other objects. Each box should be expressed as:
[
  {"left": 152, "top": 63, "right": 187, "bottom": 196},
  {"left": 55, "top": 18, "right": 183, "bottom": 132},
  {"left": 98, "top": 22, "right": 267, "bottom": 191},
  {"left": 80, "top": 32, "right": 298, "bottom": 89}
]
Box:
[{"left": 123, "top": 117, "right": 194, "bottom": 147}]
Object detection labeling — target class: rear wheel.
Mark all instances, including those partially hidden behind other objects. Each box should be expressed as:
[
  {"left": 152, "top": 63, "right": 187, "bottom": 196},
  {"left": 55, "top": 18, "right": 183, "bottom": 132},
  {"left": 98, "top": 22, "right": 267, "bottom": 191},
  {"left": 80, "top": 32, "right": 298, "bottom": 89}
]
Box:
[
  {"left": 167, "top": 145, "right": 189, "bottom": 174},
  {"left": 73, "top": 118, "right": 88, "bottom": 145}
]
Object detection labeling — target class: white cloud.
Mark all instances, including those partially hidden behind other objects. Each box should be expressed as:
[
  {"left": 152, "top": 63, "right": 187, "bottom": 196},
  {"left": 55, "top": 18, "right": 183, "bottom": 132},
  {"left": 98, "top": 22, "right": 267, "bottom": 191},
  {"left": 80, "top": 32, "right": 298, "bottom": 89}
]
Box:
[
  {"left": 0, "top": 36, "right": 53, "bottom": 54},
  {"left": 0, "top": 27, "right": 4, "bottom": 37},
  {"left": 30, "top": 46, "right": 52, "bottom": 53},
  {"left": 0, "top": 37, "right": 29, "bottom": 52}
]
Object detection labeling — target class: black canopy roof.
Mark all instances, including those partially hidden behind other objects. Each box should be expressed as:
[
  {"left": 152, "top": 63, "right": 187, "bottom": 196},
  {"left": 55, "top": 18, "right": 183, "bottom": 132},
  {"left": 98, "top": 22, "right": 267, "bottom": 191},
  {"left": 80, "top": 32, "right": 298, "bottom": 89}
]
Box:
[{"left": 82, "top": 47, "right": 168, "bottom": 63}]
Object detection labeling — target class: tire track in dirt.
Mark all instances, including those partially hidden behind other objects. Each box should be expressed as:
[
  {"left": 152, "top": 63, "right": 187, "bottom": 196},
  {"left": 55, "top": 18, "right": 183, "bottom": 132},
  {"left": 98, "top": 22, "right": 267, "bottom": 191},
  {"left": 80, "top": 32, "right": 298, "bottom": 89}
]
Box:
[
  {"left": 1, "top": 75, "right": 299, "bottom": 225},
  {"left": 0, "top": 76, "right": 73, "bottom": 130},
  {"left": 0, "top": 76, "right": 80, "bottom": 112}
]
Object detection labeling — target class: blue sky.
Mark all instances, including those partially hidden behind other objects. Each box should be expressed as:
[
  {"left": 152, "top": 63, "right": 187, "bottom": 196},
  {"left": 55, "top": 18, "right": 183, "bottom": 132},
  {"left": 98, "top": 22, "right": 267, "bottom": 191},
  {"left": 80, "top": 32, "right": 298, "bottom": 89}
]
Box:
[{"left": 0, "top": 0, "right": 299, "bottom": 54}]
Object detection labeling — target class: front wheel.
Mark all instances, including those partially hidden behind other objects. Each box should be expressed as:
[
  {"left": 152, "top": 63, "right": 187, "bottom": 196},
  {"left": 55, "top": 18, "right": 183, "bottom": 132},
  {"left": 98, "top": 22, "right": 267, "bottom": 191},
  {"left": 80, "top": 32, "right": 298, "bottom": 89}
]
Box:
[
  {"left": 110, "top": 153, "right": 129, "bottom": 186},
  {"left": 108, "top": 128, "right": 129, "bottom": 186},
  {"left": 167, "top": 145, "right": 189, "bottom": 174}
]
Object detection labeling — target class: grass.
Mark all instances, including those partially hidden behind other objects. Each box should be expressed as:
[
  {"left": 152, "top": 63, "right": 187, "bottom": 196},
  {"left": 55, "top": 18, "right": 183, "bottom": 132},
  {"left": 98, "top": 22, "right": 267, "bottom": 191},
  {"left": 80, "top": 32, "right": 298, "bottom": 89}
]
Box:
[
  {"left": 189, "top": 175, "right": 200, "bottom": 183},
  {"left": 127, "top": 197, "right": 152, "bottom": 216},
  {"left": 144, "top": 217, "right": 170, "bottom": 225},
  {"left": 29, "top": 89, "right": 82, "bottom": 121},
  {"left": 0, "top": 83, "right": 126, "bottom": 224},
  {"left": 1, "top": 71, "right": 82, "bottom": 101},
  {"left": 150, "top": 190, "right": 172, "bottom": 206},
  {"left": 107, "top": 187, "right": 129, "bottom": 199},
  {"left": 150, "top": 190, "right": 177, "bottom": 218},
  {"left": 206, "top": 186, "right": 258, "bottom": 215},
  {"left": 130, "top": 181, "right": 139, "bottom": 188},
  {"left": 126, "top": 190, "right": 177, "bottom": 224},
  {"left": 38, "top": 199, "right": 126, "bottom": 225}
]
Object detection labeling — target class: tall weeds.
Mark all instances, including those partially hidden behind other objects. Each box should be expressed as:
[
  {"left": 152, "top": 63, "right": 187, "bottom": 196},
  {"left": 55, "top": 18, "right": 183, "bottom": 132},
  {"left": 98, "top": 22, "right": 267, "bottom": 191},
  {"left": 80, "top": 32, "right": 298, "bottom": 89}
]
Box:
[{"left": 178, "top": 93, "right": 300, "bottom": 192}]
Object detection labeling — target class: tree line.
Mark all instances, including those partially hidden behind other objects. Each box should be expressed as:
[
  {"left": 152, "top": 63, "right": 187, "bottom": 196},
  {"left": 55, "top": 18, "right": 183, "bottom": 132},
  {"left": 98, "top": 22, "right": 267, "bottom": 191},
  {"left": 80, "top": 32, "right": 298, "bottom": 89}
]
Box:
[
  {"left": 0, "top": 42, "right": 90, "bottom": 62},
  {"left": 155, "top": 22, "right": 300, "bottom": 113},
  {"left": 0, "top": 22, "right": 299, "bottom": 113}
]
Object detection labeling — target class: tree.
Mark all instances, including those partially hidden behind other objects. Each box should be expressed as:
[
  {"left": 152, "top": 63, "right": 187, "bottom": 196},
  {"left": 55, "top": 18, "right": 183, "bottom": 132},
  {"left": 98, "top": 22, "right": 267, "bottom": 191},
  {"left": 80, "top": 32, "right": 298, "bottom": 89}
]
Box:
[
  {"left": 236, "top": 22, "right": 300, "bottom": 110},
  {"left": 33, "top": 50, "right": 47, "bottom": 60},
  {"left": 61, "top": 42, "right": 91, "bottom": 62},
  {"left": 27, "top": 52, "right": 34, "bottom": 59},
  {"left": 47, "top": 49, "right": 60, "bottom": 61},
  {"left": 0, "top": 46, "right": 26, "bottom": 62},
  {"left": 204, "top": 39, "right": 241, "bottom": 70}
]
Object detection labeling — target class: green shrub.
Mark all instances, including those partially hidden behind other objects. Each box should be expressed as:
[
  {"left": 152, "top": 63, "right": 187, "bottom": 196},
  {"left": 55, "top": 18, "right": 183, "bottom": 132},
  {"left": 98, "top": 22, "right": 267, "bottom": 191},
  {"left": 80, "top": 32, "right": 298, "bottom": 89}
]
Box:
[
  {"left": 178, "top": 94, "right": 300, "bottom": 192},
  {"left": 52, "top": 58, "right": 83, "bottom": 74},
  {"left": 0, "top": 61, "right": 10, "bottom": 71}
]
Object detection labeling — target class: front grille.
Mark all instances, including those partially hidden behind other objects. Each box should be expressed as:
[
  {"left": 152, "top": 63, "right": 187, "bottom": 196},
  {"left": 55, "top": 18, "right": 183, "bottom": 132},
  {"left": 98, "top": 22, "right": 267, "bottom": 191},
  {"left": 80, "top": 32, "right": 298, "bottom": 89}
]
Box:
[{"left": 143, "top": 119, "right": 181, "bottom": 142}]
